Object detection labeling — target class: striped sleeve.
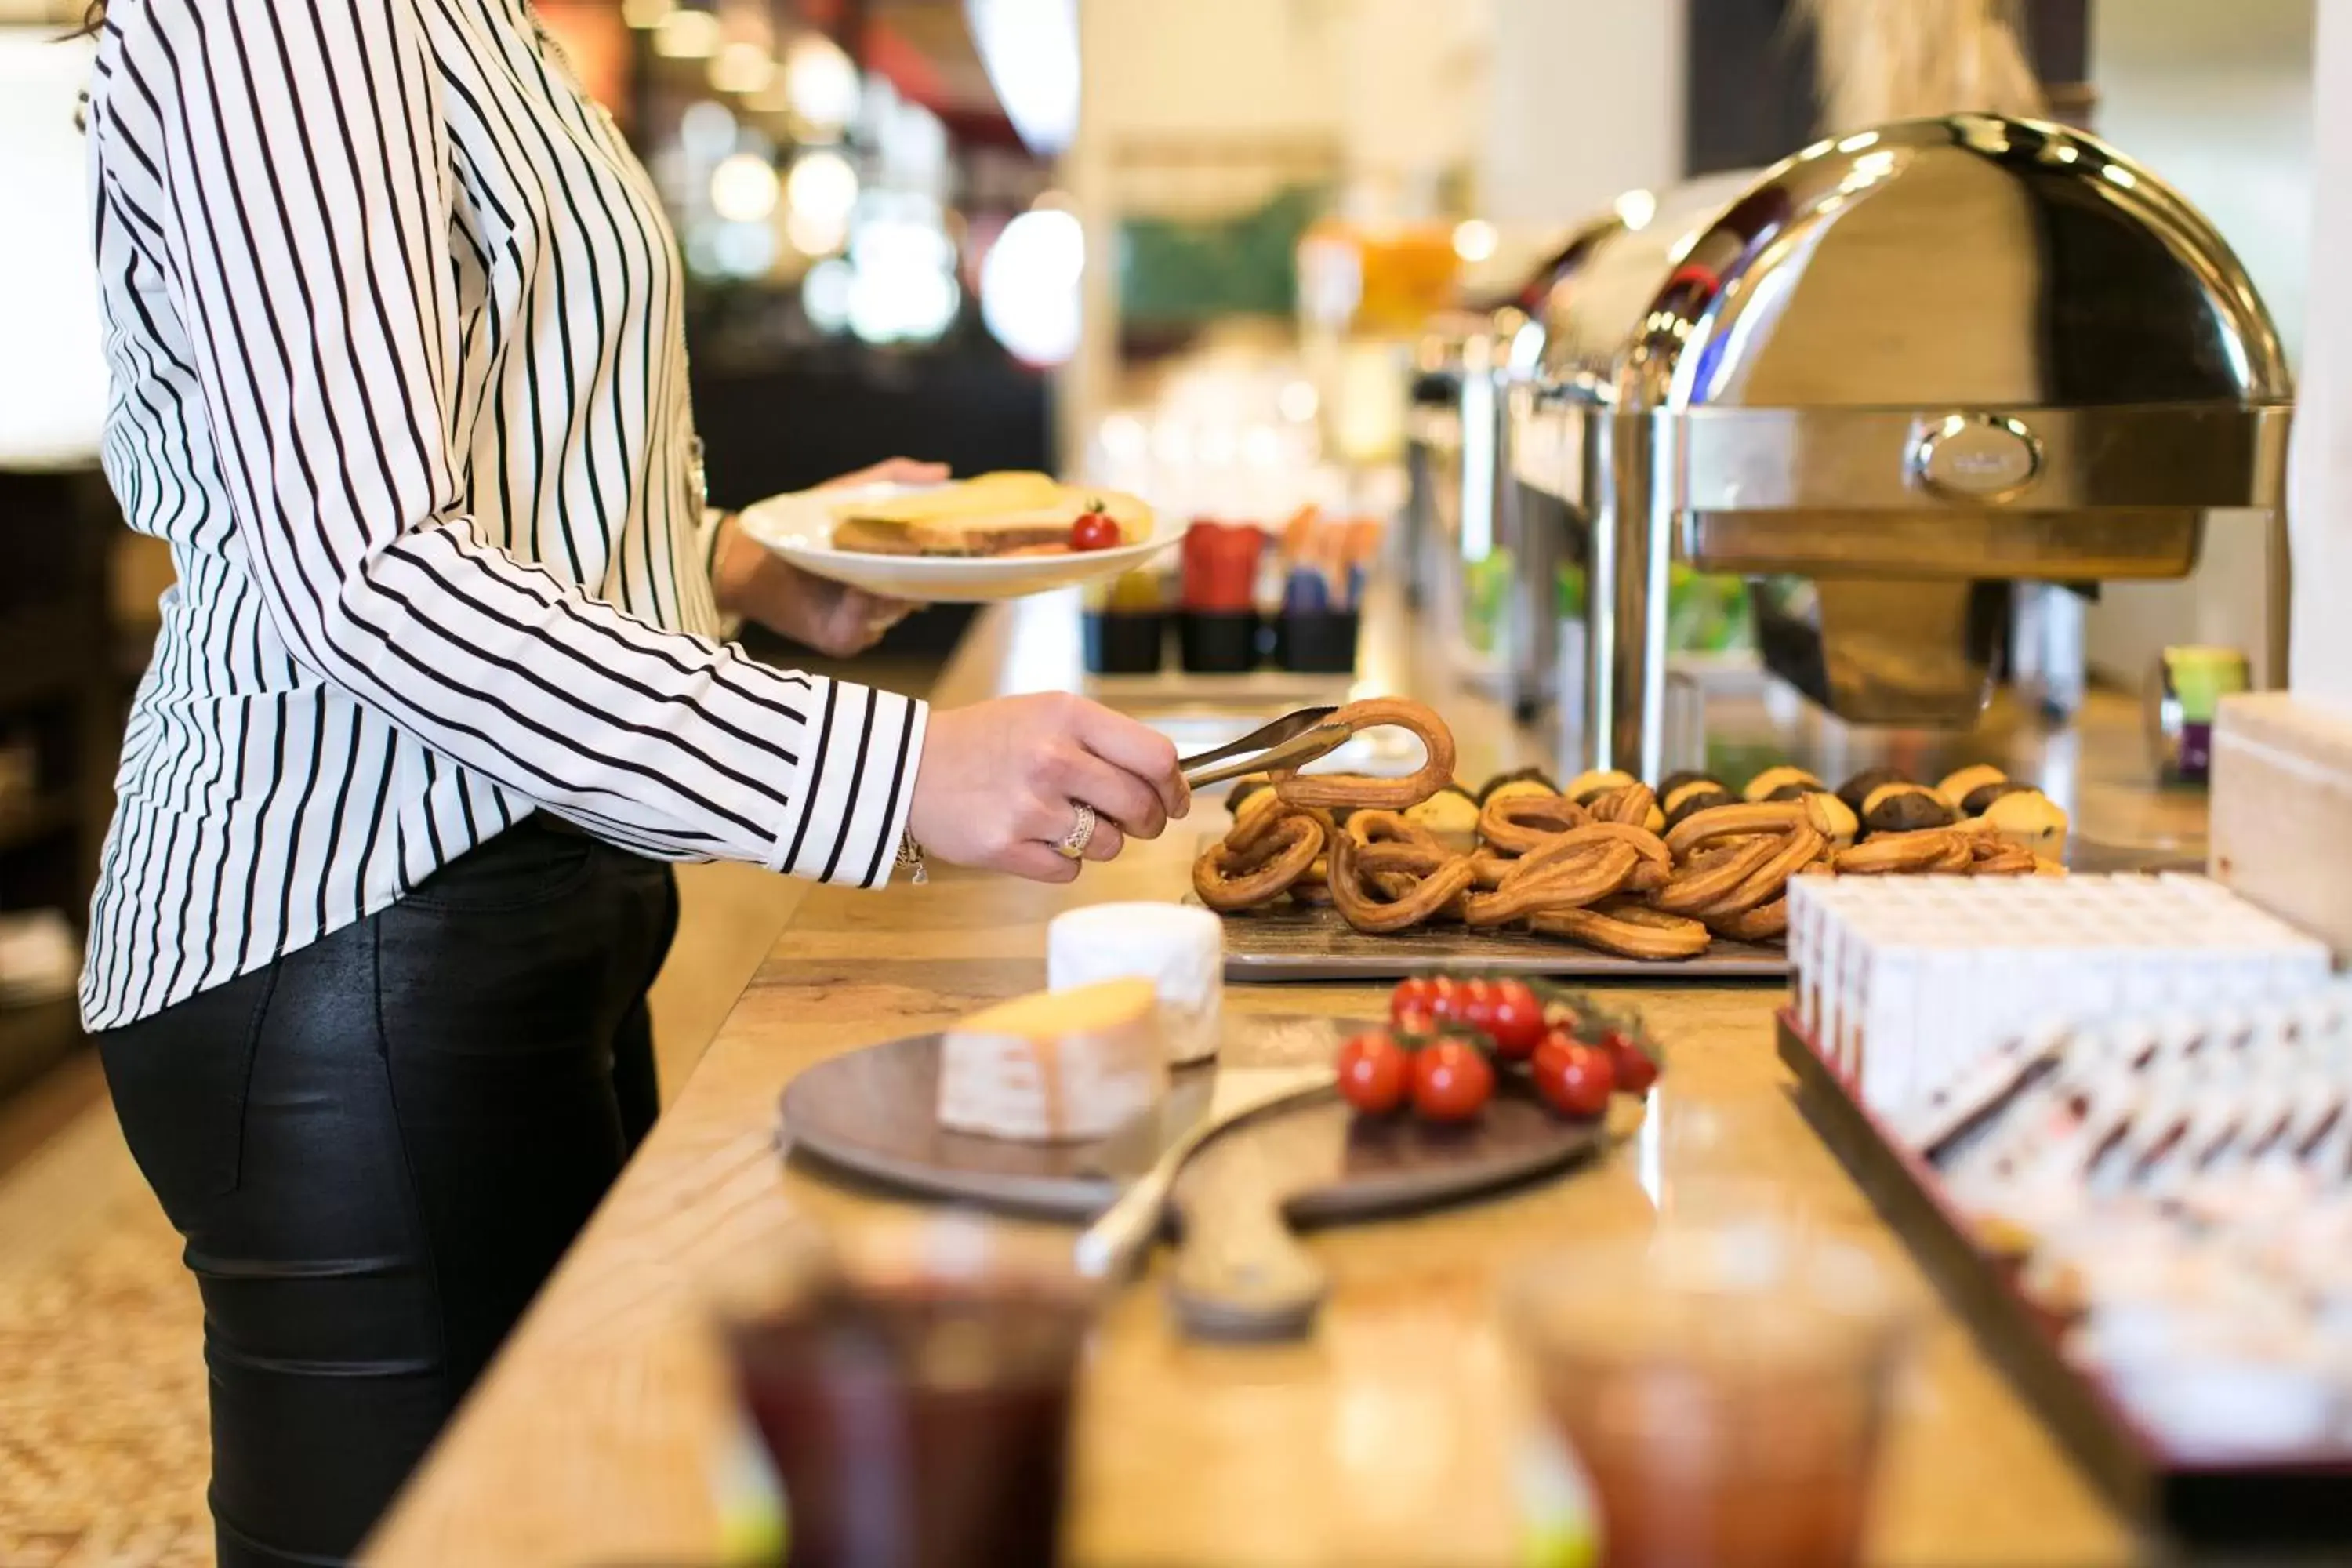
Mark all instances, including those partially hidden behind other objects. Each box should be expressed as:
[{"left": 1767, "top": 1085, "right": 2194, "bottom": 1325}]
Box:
[{"left": 119, "top": 0, "right": 922, "bottom": 887}]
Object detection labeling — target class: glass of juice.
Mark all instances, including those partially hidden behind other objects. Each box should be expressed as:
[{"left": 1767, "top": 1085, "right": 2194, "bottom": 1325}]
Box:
[
  {"left": 718, "top": 1215, "right": 1098, "bottom": 1568},
  {"left": 1504, "top": 1219, "right": 1914, "bottom": 1568}
]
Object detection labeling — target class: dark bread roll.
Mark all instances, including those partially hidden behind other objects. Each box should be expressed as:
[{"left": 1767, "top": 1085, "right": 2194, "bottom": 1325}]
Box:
[
  {"left": 1663, "top": 783, "right": 1736, "bottom": 829},
  {"left": 1860, "top": 782, "right": 1958, "bottom": 834},
  {"left": 1838, "top": 766, "right": 1911, "bottom": 815},
  {"left": 1743, "top": 765, "right": 1824, "bottom": 804}
]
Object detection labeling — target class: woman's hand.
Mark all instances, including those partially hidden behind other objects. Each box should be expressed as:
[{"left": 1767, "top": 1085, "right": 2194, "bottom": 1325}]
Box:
[
  {"left": 909, "top": 694, "right": 1191, "bottom": 883},
  {"left": 713, "top": 458, "right": 948, "bottom": 655},
  {"left": 816, "top": 458, "right": 949, "bottom": 494}
]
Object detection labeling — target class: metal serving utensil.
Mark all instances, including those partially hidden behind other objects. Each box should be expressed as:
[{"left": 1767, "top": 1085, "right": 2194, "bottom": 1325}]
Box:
[
  {"left": 1177, "top": 707, "right": 1350, "bottom": 792},
  {"left": 1071, "top": 1067, "right": 1335, "bottom": 1294}
]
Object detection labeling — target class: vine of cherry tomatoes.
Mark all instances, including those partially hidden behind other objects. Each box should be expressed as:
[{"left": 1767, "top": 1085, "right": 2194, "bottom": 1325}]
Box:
[{"left": 1341, "top": 975, "right": 1663, "bottom": 1124}]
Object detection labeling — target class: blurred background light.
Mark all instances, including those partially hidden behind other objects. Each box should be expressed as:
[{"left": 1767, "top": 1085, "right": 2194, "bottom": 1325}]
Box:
[
  {"left": 787, "top": 208, "right": 851, "bottom": 257},
  {"left": 652, "top": 7, "right": 722, "bottom": 60},
  {"left": 710, "top": 221, "right": 779, "bottom": 280},
  {"left": 677, "top": 100, "right": 739, "bottom": 162},
  {"left": 978, "top": 206, "right": 1083, "bottom": 365},
  {"left": 710, "top": 41, "right": 777, "bottom": 96},
  {"left": 964, "top": 0, "right": 1080, "bottom": 157},
  {"left": 786, "top": 149, "right": 860, "bottom": 230},
  {"left": 709, "top": 153, "right": 780, "bottom": 223},
  {"left": 802, "top": 258, "right": 856, "bottom": 335},
  {"left": 0, "top": 32, "right": 107, "bottom": 466},
  {"left": 1613, "top": 189, "right": 1659, "bottom": 231},
  {"left": 1451, "top": 219, "right": 1498, "bottom": 263},
  {"left": 620, "top": 0, "right": 672, "bottom": 28},
  {"left": 783, "top": 34, "right": 862, "bottom": 134}
]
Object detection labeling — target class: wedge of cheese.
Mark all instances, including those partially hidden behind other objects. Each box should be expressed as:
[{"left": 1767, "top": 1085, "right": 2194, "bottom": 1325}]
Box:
[
  {"left": 845, "top": 470, "right": 1065, "bottom": 524},
  {"left": 936, "top": 978, "right": 1166, "bottom": 1142}
]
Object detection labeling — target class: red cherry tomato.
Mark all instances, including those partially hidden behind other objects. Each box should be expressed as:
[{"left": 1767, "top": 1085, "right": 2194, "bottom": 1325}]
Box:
[
  {"left": 1336, "top": 1031, "right": 1411, "bottom": 1115},
  {"left": 1484, "top": 981, "right": 1546, "bottom": 1060},
  {"left": 1455, "top": 978, "right": 1501, "bottom": 1039},
  {"left": 1392, "top": 977, "right": 1438, "bottom": 1026},
  {"left": 1602, "top": 1029, "right": 1661, "bottom": 1096},
  {"left": 1069, "top": 508, "right": 1122, "bottom": 551},
  {"left": 1392, "top": 1008, "right": 1436, "bottom": 1042},
  {"left": 1534, "top": 1038, "right": 1614, "bottom": 1119},
  {"left": 1411, "top": 1037, "right": 1495, "bottom": 1123},
  {"left": 1426, "top": 976, "right": 1465, "bottom": 1023}
]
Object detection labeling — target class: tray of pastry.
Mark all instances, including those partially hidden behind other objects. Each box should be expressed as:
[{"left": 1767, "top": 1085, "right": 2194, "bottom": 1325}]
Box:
[
  {"left": 1190, "top": 701, "right": 2073, "bottom": 984},
  {"left": 1777, "top": 884, "right": 2352, "bottom": 1550},
  {"left": 1203, "top": 898, "right": 1792, "bottom": 980}
]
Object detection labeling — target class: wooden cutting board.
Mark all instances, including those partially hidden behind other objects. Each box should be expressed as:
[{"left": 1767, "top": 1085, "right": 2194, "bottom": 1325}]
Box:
[{"left": 776, "top": 1014, "right": 1607, "bottom": 1338}]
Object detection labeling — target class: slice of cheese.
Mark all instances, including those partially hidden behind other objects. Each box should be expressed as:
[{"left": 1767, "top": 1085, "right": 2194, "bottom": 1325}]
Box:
[
  {"left": 936, "top": 978, "right": 1166, "bottom": 1142},
  {"left": 842, "top": 470, "right": 1065, "bottom": 525},
  {"left": 1047, "top": 902, "right": 1225, "bottom": 1066}
]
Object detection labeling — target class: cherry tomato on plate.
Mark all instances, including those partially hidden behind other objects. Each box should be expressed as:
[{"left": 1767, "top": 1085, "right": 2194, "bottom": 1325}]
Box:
[
  {"left": 1533, "top": 1034, "right": 1614, "bottom": 1120},
  {"left": 1425, "top": 976, "right": 1465, "bottom": 1023},
  {"left": 1336, "top": 1031, "right": 1411, "bottom": 1115},
  {"left": 1392, "top": 976, "right": 1438, "bottom": 1026},
  {"left": 1602, "top": 1029, "right": 1661, "bottom": 1096},
  {"left": 1069, "top": 506, "right": 1122, "bottom": 552},
  {"left": 1454, "top": 978, "right": 1501, "bottom": 1039},
  {"left": 1411, "top": 1036, "right": 1495, "bottom": 1123},
  {"left": 1483, "top": 980, "right": 1546, "bottom": 1061}
]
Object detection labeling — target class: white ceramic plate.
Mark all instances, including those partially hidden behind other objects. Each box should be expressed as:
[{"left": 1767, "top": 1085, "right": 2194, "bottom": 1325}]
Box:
[{"left": 735, "top": 481, "right": 1185, "bottom": 604}]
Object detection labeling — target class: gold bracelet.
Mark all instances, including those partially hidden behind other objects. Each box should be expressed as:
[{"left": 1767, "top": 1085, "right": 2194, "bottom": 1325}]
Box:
[{"left": 894, "top": 833, "right": 928, "bottom": 885}]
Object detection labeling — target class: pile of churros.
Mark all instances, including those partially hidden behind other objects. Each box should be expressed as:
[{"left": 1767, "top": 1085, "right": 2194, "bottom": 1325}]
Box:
[{"left": 1190, "top": 702, "right": 2069, "bottom": 961}]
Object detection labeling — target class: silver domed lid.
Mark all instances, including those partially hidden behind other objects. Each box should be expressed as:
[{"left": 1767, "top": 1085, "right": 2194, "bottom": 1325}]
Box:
[{"left": 1546, "top": 116, "right": 2290, "bottom": 414}]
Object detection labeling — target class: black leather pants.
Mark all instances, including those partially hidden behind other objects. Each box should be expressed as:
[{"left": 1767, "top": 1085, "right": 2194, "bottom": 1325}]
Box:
[{"left": 96, "top": 820, "right": 679, "bottom": 1567}]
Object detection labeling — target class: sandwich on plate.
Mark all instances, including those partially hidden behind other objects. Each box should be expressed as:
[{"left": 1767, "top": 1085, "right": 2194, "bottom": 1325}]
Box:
[{"left": 826, "top": 470, "right": 1152, "bottom": 558}]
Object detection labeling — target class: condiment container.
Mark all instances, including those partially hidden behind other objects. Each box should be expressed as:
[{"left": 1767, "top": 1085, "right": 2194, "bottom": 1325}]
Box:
[
  {"left": 1082, "top": 570, "right": 1166, "bottom": 675},
  {"left": 2148, "top": 644, "right": 2251, "bottom": 786},
  {"left": 1179, "top": 522, "right": 1266, "bottom": 673}
]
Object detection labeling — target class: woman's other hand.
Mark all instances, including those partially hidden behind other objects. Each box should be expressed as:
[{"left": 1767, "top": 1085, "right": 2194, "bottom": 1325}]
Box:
[
  {"left": 909, "top": 694, "right": 1190, "bottom": 882},
  {"left": 712, "top": 521, "right": 914, "bottom": 656},
  {"left": 713, "top": 459, "right": 948, "bottom": 655}
]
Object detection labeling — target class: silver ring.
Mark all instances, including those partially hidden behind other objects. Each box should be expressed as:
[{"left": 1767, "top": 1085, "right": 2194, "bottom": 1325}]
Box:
[{"left": 1056, "top": 801, "right": 1097, "bottom": 860}]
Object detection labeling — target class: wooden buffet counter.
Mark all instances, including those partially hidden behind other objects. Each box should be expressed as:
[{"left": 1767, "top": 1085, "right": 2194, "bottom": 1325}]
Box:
[{"left": 369, "top": 596, "right": 2200, "bottom": 1567}]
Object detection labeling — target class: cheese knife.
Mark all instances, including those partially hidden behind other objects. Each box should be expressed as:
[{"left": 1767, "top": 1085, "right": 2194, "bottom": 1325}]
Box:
[{"left": 1073, "top": 1065, "right": 1336, "bottom": 1339}]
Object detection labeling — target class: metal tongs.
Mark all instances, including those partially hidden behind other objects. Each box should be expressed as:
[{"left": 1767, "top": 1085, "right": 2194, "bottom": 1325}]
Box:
[{"left": 1178, "top": 707, "right": 1350, "bottom": 791}]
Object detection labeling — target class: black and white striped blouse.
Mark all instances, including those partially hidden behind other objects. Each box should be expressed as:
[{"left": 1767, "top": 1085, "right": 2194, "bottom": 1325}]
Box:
[{"left": 79, "top": 0, "right": 924, "bottom": 1030}]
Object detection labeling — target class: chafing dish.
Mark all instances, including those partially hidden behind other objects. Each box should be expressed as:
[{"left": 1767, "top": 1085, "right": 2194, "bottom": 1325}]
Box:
[
  {"left": 1400, "top": 220, "right": 1618, "bottom": 717},
  {"left": 1517, "top": 115, "right": 2292, "bottom": 778}
]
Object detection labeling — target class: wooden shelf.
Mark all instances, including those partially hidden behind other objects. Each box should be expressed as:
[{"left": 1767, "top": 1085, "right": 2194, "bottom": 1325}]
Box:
[{"left": 0, "top": 795, "right": 78, "bottom": 855}]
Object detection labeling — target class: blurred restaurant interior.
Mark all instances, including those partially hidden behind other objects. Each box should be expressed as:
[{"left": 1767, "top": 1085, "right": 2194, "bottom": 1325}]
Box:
[{"left": 4, "top": 0, "right": 2351, "bottom": 1565}]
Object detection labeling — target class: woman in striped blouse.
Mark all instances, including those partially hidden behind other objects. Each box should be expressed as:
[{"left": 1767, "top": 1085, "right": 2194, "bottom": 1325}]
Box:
[{"left": 77, "top": 2, "right": 1187, "bottom": 1561}]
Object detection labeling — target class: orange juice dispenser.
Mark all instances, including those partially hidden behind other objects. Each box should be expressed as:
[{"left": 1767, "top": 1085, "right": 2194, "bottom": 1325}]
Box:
[{"left": 1296, "top": 215, "right": 1461, "bottom": 640}]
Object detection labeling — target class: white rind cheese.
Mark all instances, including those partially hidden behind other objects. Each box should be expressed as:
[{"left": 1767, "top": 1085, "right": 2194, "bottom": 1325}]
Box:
[
  {"left": 1047, "top": 902, "right": 1225, "bottom": 1065},
  {"left": 936, "top": 978, "right": 1166, "bottom": 1142}
]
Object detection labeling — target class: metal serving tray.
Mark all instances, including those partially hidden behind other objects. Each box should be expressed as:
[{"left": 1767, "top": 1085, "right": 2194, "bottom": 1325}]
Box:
[{"left": 1203, "top": 898, "right": 1788, "bottom": 982}]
